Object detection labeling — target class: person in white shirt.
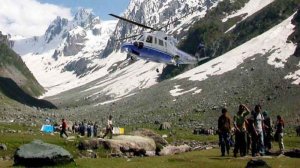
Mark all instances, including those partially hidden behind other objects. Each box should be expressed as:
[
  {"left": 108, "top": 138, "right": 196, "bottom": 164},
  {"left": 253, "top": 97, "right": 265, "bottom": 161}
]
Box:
[
  {"left": 251, "top": 105, "right": 265, "bottom": 156},
  {"left": 102, "top": 115, "right": 113, "bottom": 139}
]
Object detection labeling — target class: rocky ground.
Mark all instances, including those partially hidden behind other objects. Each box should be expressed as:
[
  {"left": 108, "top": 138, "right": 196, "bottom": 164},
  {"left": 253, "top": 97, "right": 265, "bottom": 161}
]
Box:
[{"left": 39, "top": 51, "right": 300, "bottom": 132}]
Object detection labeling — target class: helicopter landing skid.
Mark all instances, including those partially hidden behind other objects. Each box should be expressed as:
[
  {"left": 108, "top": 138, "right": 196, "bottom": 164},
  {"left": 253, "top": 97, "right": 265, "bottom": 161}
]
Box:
[{"left": 128, "top": 53, "right": 138, "bottom": 61}]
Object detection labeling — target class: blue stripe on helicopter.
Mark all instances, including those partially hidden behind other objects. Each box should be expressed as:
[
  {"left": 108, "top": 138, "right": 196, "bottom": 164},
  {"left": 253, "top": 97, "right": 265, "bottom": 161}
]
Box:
[{"left": 122, "top": 44, "right": 174, "bottom": 64}]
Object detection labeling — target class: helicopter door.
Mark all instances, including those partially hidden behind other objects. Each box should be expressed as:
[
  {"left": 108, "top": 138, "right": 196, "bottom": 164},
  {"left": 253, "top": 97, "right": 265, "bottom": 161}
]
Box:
[
  {"left": 164, "top": 41, "right": 168, "bottom": 53},
  {"left": 157, "top": 39, "right": 165, "bottom": 53}
]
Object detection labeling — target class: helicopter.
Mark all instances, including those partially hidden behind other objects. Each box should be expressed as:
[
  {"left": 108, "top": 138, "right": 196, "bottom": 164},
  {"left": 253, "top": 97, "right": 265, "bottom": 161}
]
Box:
[{"left": 109, "top": 13, "right": 209, "bottom": 66}]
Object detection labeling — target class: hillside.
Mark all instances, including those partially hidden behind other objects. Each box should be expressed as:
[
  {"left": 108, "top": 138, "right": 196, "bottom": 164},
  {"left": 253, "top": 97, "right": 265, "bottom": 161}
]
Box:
[
  {"left": 160, "top": 0, "right": 300, "bottom": 80},
  {"left": 0, "top": 32, "right": 56, "bottom": 109},
  {"left": 8, "top": 0, "right": 300, "bottom": 128},
  {"left": 45, "top": 9, "right": 300, "bottom": 130}
]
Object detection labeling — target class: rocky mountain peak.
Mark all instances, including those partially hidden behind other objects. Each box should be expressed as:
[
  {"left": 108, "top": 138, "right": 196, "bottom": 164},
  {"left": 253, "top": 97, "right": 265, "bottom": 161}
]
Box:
[
  {"left": 45, "top": 16, "right": 69, "bottom": 43},
  {"left": 73, "top": 8, "right": 100, "bottom": 28}
]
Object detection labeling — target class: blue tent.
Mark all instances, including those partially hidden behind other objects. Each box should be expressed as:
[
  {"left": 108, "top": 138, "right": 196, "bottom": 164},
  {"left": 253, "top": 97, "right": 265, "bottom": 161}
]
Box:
[{"left": 41, "top": 125, "right": 54, "bottom": 133}]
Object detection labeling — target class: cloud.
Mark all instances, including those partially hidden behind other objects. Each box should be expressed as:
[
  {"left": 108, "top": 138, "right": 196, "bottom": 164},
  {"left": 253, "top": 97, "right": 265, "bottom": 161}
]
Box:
[{"left": 0, "top": 0, "right": 72, "bottom": 37}]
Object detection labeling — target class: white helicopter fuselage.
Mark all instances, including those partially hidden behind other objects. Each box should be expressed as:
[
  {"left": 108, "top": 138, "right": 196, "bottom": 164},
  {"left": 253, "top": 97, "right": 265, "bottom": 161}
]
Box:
[{"left": 121, "top": 31, "right": 198, "bottom": 65}]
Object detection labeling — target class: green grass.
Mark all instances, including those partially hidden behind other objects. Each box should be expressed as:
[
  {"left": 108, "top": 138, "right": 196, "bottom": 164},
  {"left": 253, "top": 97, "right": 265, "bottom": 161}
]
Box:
[
  {"left": 0, "top": 123, "right": 299, "bottom": 167},
  {"left": 73, "top": 148, "right": 300, "bottom": 168},
  {"left": 122, "top": 124, "right": 218, "bottom": 143},
  {"left": 0, "top": 123, "right": 81, "bottom": 159}
]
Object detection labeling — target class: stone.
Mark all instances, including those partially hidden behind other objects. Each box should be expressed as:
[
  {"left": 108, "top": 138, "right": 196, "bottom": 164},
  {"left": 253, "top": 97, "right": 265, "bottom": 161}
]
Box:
[
  {"left": 162, "top": 134, "right": 168, "bottom": 138},
  {"left": 4, "top": 156, "right": 10, "bottom": 160},
  {"left": 0, "top": 144, "right": 7, "bottom": 151},
  {"left": 130, "top": 129, "right": 168, "bottom": 147},
  {"left": 66, "top": 136, "right": 76, "bottom": 142},
  {"left": 246, "top": 159, "right": 271, "bottom": 168},
  {"left": 159, "top": 122, "right": 171, "bottom": 130},
  {"left": 101, "top": 135, "right": 156, "bottom": 156},
  {"left": 14, "top": 140, "right": 73, "bottom": 167},
  {"left": 284, "top": 149, "right": 300, "bottom": 158},
  {"left": 159, "top": 145, "right": 191, "bottom": 156},
  {"left": 78, "top": 139, "right": 100, "bottom": 150}
]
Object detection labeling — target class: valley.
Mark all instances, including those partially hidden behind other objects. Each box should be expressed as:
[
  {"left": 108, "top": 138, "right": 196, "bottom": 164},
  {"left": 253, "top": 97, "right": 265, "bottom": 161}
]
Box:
[{"left": 0, "top": 0, "right": 300, "bottom": 167}]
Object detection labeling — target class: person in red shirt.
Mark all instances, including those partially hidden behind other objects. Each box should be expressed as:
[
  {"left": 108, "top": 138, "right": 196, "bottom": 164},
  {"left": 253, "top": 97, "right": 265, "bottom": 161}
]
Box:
[{"left": 60, "top": 119, "right": 68, "bottom": 138}]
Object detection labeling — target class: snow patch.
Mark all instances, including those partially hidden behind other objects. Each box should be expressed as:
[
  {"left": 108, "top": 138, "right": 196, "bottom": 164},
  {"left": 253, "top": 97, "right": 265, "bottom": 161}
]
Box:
[
  {"left": 223, "top": 0, "right": 274, "bottom": 22},
  {"left": 94, "top": 93, "right": 136, "bottom": 106},
  {"left": 285, "top": 63, "right": 300, "bottom": 85},
  {"left": 85, "top": 58, "right": 164, "bottom": 99},
  {"left": 192, "top": 89, "right": 202, "bottom": 95},
  {"left": 170, "top": 85, "right": 198, "bottom": 97}
]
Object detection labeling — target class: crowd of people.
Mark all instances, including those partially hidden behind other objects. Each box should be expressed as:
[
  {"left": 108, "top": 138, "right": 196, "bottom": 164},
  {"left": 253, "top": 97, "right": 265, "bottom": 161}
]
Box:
[
  {"left": 59, "top": 115, "right": 114, "bottom": 139},
  {"left": 218, "top": 104, "right": 285, "bottom": 157},
  {"left": 58, "top": 105, "right": 286, "bottom": 157}
]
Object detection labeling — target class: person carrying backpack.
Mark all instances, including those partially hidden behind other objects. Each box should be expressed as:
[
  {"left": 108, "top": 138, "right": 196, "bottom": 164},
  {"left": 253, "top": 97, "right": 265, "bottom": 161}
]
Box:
[{"left": 218, "top": 108, "right": 232, "bottom": 156}]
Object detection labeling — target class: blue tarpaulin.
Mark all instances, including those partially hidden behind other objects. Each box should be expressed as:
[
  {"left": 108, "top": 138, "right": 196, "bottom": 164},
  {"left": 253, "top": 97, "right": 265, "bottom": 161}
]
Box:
[{"left": 41, "top": 125, "right": 54, "bottom": 133}]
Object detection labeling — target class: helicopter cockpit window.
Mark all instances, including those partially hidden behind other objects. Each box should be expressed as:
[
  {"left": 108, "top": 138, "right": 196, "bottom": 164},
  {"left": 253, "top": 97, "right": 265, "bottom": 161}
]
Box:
[
  {"left": 158, "top": 39, "right": 164, "bottom": 46},
  {"left": 146, "top": 36, "right": 153, "bottom": 43},
  {"left": 138, "top": 35, "right": 144, "bottom": 41}
]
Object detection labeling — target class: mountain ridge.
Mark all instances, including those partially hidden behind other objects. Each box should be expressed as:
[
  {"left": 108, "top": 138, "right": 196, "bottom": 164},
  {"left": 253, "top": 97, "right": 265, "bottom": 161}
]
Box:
[{"left": 0, "top": 32, "right": 56, "bottom": 109}]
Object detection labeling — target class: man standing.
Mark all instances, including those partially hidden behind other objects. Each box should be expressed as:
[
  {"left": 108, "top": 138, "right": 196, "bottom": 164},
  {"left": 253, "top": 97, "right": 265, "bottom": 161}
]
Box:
[
  {"left": 102, "top": 115, "right": 113, "bottom": 139},
  {"left": 275, "top": 115, "right": 285, "bottom": 154},
  {"left": 93, "top": 122, "right": 98, "bottom": 137},
  {"left": 233, "top": 104, "right": 250, "bottom": 157},
  {"left": 263, "top": 111, "right": 273, "bottom": 153},
  {"left": 218, "top": 108, "right": 232, "bottom": 156},
  {"left": 251, "top": 105, "right": 265, "bottom": 156},
  {"left": 60, "top": 119, "right": 68, "bottom": 138}
]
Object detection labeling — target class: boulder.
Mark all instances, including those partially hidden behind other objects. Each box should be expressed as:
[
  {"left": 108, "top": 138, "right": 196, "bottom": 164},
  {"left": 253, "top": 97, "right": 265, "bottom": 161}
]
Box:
[
  {"left": 78, "top": 139, "right": 100, "bottom": 150},
  {"left": 14, "top": 140, "right": 73, "bottom": 167},
  {"left": 101, "top": 135, "right": 156, "bottom": 156},
  {"left": 0, "top": 144, "right": 7, "bottom": 151},
  {"left": 159, "top": 145, "right": 191, "bottom": 156},
  {"left": 246, "top": 159, "right": 271, "bottom": 168},
  {"left": 130, "top": 129, "right": 168, "bottom": 147},
  {"left": 159, "top": 122, "right": 171, "bottom": 130},
  {"left": 284, "top": 149, "right": 300, "bottom": 158}
]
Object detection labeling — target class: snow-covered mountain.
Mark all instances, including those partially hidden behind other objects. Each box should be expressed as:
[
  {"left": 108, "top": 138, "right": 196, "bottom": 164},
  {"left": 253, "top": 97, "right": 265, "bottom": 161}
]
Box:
[
  {"left": 12, "top": 9, "right": 117, "bottom": 97},
  {"left": 12, "top": 1, "right": 221, "bottom": 98}
]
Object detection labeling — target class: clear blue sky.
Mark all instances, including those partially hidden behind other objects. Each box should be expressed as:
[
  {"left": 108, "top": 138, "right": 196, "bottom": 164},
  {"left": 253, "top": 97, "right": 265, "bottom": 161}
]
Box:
[{"left": 38, "top": 0, "right": 131, "bottom": 20}]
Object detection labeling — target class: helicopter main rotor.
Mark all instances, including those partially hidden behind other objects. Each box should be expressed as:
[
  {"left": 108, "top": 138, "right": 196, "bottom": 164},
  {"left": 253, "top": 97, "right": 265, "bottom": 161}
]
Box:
[
  {"left": 109, "top": 14, "right": 156, "bottom": 31},
  {"left": 109, "top": 8, "right": 197, "bottom": 41}
]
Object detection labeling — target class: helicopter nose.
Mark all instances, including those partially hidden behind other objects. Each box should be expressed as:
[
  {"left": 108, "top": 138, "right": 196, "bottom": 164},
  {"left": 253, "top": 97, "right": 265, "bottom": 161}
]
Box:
[{"left": 121, "top": 44, "right": 130, "bottom": 52}]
